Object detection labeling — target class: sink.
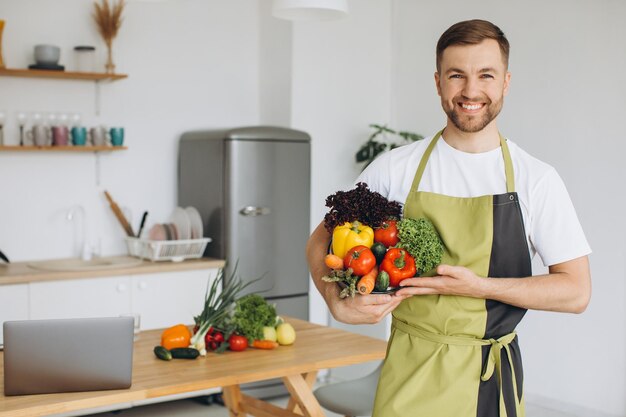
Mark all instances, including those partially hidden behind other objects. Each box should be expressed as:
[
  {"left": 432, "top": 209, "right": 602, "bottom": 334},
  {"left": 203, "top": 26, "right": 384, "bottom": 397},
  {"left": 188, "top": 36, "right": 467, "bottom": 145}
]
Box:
[{"left": 28, "top": 256, "right": 143, "bottom": 272}]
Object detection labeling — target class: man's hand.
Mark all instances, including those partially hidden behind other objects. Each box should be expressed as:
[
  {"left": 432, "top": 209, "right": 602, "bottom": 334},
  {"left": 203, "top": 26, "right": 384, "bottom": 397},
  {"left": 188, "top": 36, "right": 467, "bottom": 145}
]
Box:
[
  {"left": 393, "top": 256, "right": 591, "bottom": 314},
  {"left": 329, "top": 292, "right": 408, "bottom": 325},
  {"left": 395, "top": 264, "right": 485, "bottom": 298},
  {"left": 307, "top": 220, "right": 410, "bottom": 325}
]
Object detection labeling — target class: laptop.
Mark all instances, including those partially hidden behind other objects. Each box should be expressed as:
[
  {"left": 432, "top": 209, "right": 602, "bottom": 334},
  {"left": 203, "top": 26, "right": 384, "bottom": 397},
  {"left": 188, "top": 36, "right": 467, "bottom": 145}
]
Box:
[{"left": 3, "top": 316, "right": 134, "bottom": 396}]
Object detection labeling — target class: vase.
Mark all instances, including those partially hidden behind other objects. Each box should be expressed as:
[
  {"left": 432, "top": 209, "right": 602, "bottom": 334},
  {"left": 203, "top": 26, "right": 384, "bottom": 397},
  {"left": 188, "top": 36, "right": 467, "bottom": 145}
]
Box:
[
  {"left": 0, "top": 19, "right": 6, "bottom": 68},
  {"left": 105, "top": 41, "right": 115, "bottom": 74}
]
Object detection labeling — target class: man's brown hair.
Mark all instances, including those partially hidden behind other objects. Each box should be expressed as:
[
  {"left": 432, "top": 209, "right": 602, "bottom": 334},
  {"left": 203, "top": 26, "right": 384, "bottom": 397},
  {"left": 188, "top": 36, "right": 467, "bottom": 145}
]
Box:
[{"left": 436, "top": 19, "right": 510, "bottom": 72}]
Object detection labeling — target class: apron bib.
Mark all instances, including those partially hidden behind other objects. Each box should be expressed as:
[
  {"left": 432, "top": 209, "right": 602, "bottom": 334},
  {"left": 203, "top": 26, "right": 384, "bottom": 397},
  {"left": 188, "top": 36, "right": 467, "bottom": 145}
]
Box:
[{"left": 373, "top": 130, "right": 532, "bottom": 417}]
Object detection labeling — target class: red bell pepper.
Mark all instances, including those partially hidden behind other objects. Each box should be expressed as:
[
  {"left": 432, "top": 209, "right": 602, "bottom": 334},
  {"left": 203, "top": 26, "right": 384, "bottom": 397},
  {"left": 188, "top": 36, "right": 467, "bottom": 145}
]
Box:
[{"left": 380, "top": 248, "right": 416, "bottom": 287}]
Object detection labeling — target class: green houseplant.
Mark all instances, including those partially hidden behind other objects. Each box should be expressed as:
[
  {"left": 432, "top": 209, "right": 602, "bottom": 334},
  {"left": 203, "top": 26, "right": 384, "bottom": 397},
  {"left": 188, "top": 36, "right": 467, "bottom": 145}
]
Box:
[{"left": 355, "top": 124, "right": 424, "bottom": 171}]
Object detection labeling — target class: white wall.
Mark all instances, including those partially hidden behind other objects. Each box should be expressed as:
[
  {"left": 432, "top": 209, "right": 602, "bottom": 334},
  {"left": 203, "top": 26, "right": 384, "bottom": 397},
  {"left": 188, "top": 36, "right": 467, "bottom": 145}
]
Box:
[
  {"left": 0, "top": 0, "right": 260, "bottom": 261},
  {"left": 258, "top": 0, "right": 292, "bottom": 126},
  {"left": 392, "top": 0, "right": 625, "bottom": 415},
  {"left": 290, "top": 0, "right": 391, "bottom": 329}
]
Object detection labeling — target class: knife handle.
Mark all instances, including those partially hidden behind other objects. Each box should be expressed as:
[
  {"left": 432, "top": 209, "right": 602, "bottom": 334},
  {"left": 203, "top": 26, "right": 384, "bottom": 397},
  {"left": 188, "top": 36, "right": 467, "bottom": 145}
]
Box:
[{"left": 137, "top": 211, "right": 148, "bottom": 239}]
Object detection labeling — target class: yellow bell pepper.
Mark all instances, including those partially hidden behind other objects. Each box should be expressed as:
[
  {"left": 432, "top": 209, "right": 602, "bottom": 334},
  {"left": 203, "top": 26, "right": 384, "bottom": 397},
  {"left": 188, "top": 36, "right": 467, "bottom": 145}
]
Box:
[{"left": 332, "top": 221, "right": 374, "bottom": 259}]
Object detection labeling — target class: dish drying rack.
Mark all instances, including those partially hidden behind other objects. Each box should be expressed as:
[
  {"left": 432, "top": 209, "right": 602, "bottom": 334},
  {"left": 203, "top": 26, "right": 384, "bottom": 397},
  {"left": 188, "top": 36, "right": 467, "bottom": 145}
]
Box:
[{"left": 125, "top": 237, "right": 211, "bottom": 262}]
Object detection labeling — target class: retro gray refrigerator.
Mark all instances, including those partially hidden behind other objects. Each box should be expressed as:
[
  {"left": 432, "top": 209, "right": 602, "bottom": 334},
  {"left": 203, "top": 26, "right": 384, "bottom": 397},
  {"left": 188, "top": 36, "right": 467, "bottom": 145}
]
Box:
[{"left": 178, "top": 126, "right": 311, "bottom": 397}]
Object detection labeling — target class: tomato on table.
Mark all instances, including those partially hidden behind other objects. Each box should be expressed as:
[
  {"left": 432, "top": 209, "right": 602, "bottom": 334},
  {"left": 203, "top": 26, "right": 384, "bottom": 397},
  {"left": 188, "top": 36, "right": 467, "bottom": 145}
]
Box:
[{"left": 228, "top": 334, "right": 249, "bottom": 352}]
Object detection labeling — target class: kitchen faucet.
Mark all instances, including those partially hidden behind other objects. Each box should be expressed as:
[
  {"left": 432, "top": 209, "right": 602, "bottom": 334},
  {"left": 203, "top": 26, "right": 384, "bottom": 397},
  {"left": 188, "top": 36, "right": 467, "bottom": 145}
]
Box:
[{"left": 67, "top": 205, "right": 97, "bottom": 261}]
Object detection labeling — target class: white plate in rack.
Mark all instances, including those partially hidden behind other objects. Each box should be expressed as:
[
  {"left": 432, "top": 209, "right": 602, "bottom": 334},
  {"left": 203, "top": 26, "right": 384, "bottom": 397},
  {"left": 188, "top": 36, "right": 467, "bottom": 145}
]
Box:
[
  {"left": 170, "top": 207, "right": 191, "bottom": 240},
  {"left": 185, "top": 206, "right": 204, "bottom": 239}
]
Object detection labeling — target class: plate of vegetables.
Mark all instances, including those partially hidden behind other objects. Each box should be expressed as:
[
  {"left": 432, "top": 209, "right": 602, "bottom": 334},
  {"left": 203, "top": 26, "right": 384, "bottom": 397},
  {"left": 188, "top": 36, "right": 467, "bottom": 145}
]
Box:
[{"left": 321, "top": 183, "right": 444, "bottom": 298}]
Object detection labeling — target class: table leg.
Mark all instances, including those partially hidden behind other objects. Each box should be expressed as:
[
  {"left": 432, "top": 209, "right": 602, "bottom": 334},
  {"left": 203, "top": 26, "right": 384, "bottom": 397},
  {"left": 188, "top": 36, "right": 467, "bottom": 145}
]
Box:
[
  {"left": 223, "top": 385, "right": 247, "bottom": 417},
  {"left": 282, "top": 373, "right": 325, "bottom": 417},
  {"left": 286, "top": 371, "right": 318, "bottom": 415}
]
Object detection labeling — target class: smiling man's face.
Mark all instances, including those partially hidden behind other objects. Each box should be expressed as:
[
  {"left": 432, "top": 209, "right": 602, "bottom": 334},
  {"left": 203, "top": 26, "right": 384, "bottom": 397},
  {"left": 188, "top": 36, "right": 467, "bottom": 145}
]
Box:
[{"left": 435, "top": 39, "right": 511, "bottom": 133}]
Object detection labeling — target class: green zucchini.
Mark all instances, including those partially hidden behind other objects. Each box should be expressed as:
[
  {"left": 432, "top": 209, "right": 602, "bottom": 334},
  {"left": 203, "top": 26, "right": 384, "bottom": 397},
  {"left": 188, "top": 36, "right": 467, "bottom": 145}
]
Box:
[
  {"left": 154, "top": 345, "right": 172, "bottom": 361},
  {"left": 375, "top": 270, "right": 390, "bottom": 292},
  {"left": 170, "top": 347, "right": 200, "bottom": 359}
]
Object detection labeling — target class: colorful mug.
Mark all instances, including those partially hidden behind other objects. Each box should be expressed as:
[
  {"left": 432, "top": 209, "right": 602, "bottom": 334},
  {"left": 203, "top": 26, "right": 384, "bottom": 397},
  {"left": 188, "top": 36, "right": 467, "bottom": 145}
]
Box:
[
  {"left": 109, "top": 127, "right": 124, "bottom": 146},
  {"left": 71, "top": 126, "right": 87, "bottom": 146},
  {"left": 90, "top": 126, "right": 108, "bottom": 146},
  {"left": 26, "top": 125, "right": 51, "bottom": 146},
  {"left": 52, "top": 126, "right": 69, "bottom": 146}
]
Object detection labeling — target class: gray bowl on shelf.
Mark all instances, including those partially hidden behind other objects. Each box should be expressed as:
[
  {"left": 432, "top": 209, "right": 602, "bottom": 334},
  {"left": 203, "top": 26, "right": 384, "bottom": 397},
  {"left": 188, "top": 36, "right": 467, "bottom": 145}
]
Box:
[{"left": 34, "top": 44, "right": 61, "bottom": 65}]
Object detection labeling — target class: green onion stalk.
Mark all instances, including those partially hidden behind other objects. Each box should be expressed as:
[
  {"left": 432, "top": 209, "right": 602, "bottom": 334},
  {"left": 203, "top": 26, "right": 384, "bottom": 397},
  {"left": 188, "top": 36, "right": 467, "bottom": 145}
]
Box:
[{"left": 189, "top": 264, "right": 256, "bottom": 355}]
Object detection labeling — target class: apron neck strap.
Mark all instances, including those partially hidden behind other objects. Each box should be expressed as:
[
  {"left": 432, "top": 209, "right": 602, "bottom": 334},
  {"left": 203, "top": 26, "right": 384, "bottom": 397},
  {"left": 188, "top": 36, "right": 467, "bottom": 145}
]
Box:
[
  {"left": 500, "top": 133, "right": 515, "bottom": 193},
  {"left": 410, "top": 129, "right": 516, "bottom": 194}
]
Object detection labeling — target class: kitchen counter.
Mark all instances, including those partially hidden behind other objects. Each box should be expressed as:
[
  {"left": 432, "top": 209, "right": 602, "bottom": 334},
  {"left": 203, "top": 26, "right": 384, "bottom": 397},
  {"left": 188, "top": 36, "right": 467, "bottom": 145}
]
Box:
[{"left": 0, "top": 256, "right": 225, "bottom": 286}]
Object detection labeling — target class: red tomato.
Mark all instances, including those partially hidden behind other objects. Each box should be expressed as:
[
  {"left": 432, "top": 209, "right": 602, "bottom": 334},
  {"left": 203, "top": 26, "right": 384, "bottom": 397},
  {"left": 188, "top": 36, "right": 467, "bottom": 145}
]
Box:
[
  {"left": 374, "top": 220, "right": 399, "bottom": 248},
  {"left": 343, "top": 245, "right": 376, "bottom": 276},
  {"left": 228, "top": 334, "right": 248, "bottom": 352}
]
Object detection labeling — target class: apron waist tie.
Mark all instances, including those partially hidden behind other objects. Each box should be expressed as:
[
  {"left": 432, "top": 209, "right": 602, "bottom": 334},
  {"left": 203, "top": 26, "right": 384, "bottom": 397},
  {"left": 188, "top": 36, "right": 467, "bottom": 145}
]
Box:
[{"left": 392, "top": 317, "right": 523, "bottom": 417}]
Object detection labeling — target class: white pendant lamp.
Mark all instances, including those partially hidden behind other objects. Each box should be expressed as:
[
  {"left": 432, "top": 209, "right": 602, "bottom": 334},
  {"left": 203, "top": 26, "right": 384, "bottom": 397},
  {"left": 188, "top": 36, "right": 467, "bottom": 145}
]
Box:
[{"left": 272, "top": 0, "right": 349, "bottom": 21}]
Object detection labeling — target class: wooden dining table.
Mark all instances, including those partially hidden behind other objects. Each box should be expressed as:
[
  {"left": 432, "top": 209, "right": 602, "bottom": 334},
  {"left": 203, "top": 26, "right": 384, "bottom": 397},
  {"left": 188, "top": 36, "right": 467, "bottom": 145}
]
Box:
[{"left": 0, "top": 317, "right": 388, "bottom": 417}]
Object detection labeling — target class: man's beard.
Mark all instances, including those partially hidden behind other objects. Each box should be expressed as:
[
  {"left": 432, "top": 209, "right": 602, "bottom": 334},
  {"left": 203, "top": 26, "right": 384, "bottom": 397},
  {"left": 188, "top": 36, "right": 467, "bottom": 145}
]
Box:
[{"left": 444, "top": 95, "right": 504, "bottom": 133}]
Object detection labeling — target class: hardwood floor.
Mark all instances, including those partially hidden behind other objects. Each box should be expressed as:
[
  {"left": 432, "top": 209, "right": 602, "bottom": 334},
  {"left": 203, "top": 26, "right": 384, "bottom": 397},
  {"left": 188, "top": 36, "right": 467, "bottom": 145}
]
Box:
[{"left": 89, "top": 395, "right": 581, "bottom": 417}]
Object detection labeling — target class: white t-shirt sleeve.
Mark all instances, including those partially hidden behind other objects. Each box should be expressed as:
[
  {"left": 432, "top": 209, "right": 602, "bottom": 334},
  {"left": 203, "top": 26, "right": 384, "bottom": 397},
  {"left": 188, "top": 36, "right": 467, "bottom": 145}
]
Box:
[
  {"left": 355, "top": 151, "right": 392, "bottom": 199},
  {"left": 529, "top": 167, "right": 591, "bottom": 266}
]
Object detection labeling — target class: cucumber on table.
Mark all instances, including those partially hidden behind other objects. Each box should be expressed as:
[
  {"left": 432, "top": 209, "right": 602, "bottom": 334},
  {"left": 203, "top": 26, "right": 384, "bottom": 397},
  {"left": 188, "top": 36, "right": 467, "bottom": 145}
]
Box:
[
  {"left": 154, "top": 346, "right": 172, "bottom": 361},
  {"left": 170, "top": 347, "right": 200, "bottom": 359}
]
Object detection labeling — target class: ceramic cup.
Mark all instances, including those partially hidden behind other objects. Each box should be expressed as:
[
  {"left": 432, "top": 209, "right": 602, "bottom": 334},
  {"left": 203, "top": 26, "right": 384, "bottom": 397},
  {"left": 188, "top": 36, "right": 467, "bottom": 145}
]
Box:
[
  {"left": 90, "top": 126, "right": 108, "bottom": 146},
  {"left": 26, "top": 125, "right": 51, "bottom": 146},
  {"left": 71, "top": 126, "right": 87, "bottom": 146},
  {"left": 51, "top": 125, "right": 69, "bottom": 146},
  {"left": 109, "top": 127, "right": 124, "bottom": 146}
]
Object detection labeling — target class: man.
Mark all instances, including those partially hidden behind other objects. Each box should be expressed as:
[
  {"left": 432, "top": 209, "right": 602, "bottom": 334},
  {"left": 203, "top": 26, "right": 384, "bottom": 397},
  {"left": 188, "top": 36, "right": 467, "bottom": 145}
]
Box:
[{"left": 306, "top": 19, "right": 591, "bottom": 417}]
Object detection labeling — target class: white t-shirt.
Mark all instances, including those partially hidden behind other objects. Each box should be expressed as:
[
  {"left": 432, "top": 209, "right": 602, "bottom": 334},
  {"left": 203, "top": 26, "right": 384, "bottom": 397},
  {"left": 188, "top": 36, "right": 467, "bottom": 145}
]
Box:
[{"left": 356, "top": 134, "right": 591, "bottom": 267}]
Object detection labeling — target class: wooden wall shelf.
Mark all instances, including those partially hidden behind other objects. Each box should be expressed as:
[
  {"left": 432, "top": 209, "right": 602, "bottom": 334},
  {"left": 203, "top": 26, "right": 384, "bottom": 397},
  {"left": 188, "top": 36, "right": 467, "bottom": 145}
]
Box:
[
  {"left": 0, "top": 145, "right": 128, "bottom": 152},
  {"left": 0, "top": 68, "right": 127, "bottom": 81}
]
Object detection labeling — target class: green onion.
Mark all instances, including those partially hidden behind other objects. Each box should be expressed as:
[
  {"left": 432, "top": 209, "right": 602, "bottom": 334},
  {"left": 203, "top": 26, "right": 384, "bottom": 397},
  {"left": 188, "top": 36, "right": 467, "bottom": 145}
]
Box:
[{"left": 189, "top": 262, "right": 258, "bottom": 354}]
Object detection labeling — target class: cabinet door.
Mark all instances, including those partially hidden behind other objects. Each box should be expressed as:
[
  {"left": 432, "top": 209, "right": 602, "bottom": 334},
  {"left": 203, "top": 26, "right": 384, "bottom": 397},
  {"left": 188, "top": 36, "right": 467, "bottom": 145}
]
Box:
[
  {"left": 0, "top": 284, "right": 29, "bottom": 346},
  {"left": 29, "top": 277, "right": 132, "bottom": 320},
  {"left": 131, "top": 269, "right": 218, "bottom": 330}
]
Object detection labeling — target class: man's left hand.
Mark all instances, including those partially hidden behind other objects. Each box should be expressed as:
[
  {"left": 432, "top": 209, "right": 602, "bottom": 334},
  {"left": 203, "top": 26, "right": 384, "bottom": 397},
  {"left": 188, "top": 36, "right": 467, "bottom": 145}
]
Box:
[{"left": 394, "top": 264, "right": 485, "bottom": 298}]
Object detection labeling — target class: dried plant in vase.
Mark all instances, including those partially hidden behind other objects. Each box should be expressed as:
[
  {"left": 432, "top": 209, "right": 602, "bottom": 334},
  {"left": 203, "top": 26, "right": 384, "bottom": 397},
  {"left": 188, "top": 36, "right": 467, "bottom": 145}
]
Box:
[
  {"left": 93, "top": 0, "right": 125, "bottom": 74},
  {"left": 0, "top": 19, "right": 6, "bottom": 68}
]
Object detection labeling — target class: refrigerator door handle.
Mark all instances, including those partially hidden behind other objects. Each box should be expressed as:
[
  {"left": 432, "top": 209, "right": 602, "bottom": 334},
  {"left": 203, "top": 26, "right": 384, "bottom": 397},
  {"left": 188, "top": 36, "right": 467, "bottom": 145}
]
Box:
[{"left": 239, "top": 206, "right": 271, "bottom": 217}]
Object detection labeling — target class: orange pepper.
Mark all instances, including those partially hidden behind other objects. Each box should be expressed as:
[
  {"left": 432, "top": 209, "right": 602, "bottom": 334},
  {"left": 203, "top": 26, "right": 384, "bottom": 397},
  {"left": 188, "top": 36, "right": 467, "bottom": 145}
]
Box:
[{"left": 161, "top": 324, "right": 192, "bottom": 350}]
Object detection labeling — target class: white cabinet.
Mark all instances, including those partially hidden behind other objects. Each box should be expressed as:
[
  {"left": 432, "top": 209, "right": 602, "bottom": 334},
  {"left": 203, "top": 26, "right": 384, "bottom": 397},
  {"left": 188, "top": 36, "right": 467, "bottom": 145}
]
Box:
[
  {"left": 24, "top": 268, "right": 218, "bottom": 331},
  {"left": 1, "top": 265, "right": 220, "bottom": 345},
  {"left": 131, "top": 269, "right": 218, "bottom": 330},
  {"left": 0, "top": 284, "right": 29, "bottom": 345},
  {"left": 29, "top": 276, "right": 132, "bottom": 320}
]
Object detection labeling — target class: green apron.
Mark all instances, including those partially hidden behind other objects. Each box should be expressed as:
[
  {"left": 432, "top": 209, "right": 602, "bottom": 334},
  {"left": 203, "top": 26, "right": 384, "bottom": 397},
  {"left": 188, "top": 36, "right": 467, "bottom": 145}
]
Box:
[{"left": 373, "top": 130, "right": 532, "bottom": 417}]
